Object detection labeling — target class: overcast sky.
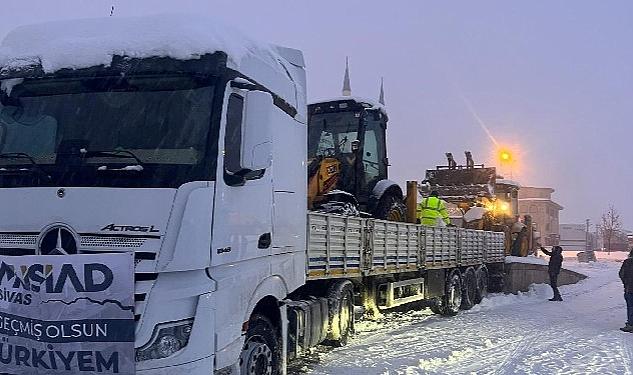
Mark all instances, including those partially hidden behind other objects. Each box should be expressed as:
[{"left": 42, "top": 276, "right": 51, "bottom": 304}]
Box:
[{"left": 3, "top": 1, "right": 632, "bottom": 229}]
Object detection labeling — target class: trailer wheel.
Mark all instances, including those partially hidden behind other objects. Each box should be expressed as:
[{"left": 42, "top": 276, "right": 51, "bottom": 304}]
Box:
[
  {"left": 430, "top": 298, "right": 444, "bottom": 315},
  {"left": 240, "top": 314, "right": 281, "bottom": 375},
  {"left": 460, "top": 267, "right": 477, "bottom": 310},
  {"left": 374, "top": 194, "right": 406, "bottom": 222},
  {"left": 441, "top": 271, "right": 462, "bottom": 316},
  {"left": 474, "top": 265, "right": 489, "bottom": 304},
  {"left": 325, "top": 280, "right": 355, "bottom": 347}
]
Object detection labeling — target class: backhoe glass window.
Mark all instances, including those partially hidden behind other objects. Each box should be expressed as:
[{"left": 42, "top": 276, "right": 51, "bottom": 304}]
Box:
[
  {"left": 363, "top": 129, "right": 380, "bottom": 180},
  {"left": 308, "top": 111, "right": 360, "bottom": 158},
  {"left": 362, "top": 111, "right": 387, "bottom": 185}
]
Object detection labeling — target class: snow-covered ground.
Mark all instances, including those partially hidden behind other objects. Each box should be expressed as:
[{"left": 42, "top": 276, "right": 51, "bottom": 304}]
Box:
[{"left": 296, "top": 259, "right": 632, "bottom": 374}]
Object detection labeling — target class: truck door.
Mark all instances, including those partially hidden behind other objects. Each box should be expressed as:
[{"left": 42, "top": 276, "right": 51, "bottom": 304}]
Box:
[{"left": 211, "top": 90, "right": 274, "bottom": 266}]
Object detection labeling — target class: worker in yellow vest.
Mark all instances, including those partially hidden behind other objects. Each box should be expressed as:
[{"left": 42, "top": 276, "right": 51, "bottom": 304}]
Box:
[{"left": 417, "top": 190, "right": 451, "bottom": 226}]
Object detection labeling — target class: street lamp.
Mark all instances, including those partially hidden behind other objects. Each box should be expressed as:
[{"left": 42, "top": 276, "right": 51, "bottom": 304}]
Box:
[
  {"left": 499, "top": 150, "right": 513, "bottom": 163},
  {"left": 497, "top": 148, "right": 515, "bottom": 178}
]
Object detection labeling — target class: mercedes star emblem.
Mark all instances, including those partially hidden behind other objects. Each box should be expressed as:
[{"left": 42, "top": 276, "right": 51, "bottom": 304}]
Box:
[{"left": 38, "top": 226, "right": 78, "bottom": 255}]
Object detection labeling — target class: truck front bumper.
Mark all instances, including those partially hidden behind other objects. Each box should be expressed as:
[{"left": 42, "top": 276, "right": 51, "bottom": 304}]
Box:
[{"left": 137, "top": 355, "right": 214, "bottom": 374}]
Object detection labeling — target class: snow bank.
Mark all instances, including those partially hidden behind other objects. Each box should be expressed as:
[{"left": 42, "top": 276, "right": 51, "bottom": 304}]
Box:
[
  {"left": 0, "top": 14, "right": 279, "bottom": 74},
  {"left": 469, "top": 283, "right": 552, "bottom": 312}
]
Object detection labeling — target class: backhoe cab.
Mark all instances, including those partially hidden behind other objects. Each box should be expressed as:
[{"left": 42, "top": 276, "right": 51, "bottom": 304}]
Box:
[{"left": 307, "top": 98, "right": 404, "bottom": 220}]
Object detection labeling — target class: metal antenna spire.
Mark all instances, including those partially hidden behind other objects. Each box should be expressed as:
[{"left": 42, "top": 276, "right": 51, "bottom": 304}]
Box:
[
  {"left": 342, "top": 57, "right": 352, "bottom": 96},
  {"left": 379, "top": 77, "right": 385, "bottom": 105}
]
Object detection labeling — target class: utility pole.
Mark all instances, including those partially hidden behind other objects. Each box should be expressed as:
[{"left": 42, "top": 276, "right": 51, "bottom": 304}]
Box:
[{"left": 585, "top": 219, "right": 590, "bottom": 251}]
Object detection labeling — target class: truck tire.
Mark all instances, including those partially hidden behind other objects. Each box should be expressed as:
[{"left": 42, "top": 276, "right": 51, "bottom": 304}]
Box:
[
  {"left": 324, "top": 280, "right": 355, "bottom": 347},
  {"left": 474, "top": 265, "right": 489, "bottom": 304},
  {"left": 441, "top": 270, "right": 462, "bottom": 316},
  {"left": 374, "top": 194, "right": 406, "bottom": 222},
  {"left": 460, "top": 267, "right": 477, "bottom": 310},
  {"left": 240, "top": 314, "right": 281, "bottom": 375}
]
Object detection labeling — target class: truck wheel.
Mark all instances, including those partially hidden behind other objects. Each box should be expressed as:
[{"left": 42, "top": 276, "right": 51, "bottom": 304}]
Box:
[
  {"left": 325, "top": 281, "right": 355, "bottom": 347},
  {"left": 474, "top": 265, "right": 489, "bottom": 304},
  {"left": 460, "top": 267, "right": 477, "bottom": 310},
  {"left": 374, "top": 194, "right": 406, "bottom": 222},
  {"left": 441, "top": 271, "right": 462, "bottom": 316},
  {"left": 240, "top": 314, "right": 281, "bottom": 375}
]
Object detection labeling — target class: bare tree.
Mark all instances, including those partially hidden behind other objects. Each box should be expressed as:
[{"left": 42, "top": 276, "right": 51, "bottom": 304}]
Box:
[{"left": 598, "top": 205, "right": 622, "bottom": 254}]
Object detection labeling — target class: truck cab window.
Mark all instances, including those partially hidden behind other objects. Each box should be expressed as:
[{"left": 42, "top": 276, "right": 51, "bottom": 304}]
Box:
[
  {"left": 0, "top": 104, "right": 57, "bottom": 157},
  {"left": 224, "top": 93, "right": 244, "bottom": 175}
]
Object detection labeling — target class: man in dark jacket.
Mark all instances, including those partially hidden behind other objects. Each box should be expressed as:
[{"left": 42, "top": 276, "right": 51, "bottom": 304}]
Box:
[
  {"left": 619, "top": 250, "right": 633, "bottom": 332},
  {"left": 541, "top": 246, "right": 563, "bottom": 301}
]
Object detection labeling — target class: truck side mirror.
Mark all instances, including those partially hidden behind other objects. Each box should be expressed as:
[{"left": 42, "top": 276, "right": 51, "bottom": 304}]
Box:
[{"left": 241, "top": 90, "right": 273, "bottom": 171}]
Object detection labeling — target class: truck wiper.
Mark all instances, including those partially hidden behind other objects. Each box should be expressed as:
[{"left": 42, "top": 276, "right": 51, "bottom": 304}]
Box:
[
  {"left": 82, "top": 149, "right": 145, "bottom": 167},
  {"left": 0, "top": 152, "right": 52, "bottom": 180}
]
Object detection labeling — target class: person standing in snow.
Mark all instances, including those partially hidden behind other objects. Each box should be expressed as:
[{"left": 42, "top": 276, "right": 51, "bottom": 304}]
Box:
[
  {"left": 540, "top": 246, "right": 563, "bottom": 301},
  {"left": 619, "top": 249, "right": 633, "bottom": 332}
]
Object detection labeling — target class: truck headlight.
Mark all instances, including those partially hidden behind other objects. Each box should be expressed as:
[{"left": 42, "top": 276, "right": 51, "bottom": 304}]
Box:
[{"left": 136, "top": 319, "right": 194, "bottom": 362}]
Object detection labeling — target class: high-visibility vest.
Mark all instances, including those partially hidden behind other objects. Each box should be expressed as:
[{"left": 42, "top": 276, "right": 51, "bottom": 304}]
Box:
[{"left": 417, "top": 196, "right": 450, "bottom": 226}]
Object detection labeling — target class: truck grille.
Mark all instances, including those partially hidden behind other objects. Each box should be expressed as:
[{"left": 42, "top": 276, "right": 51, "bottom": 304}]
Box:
[
  {"left": 0, "top": 233, "right": 37, "bottom": 247},
  {"left": 0, "top": 231, "right": 160, "bottom": 325},
  {"left": 81, "top": 235, "right": 147, "bottom": 248}
]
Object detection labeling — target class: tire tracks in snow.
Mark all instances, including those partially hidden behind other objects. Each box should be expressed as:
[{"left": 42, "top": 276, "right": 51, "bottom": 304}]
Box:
[
  {"left": 491, "top": 332, "right": 541, "bottom": 375},
  {"left": 620, "top": 335, "right": 633, "bottom": 375}
]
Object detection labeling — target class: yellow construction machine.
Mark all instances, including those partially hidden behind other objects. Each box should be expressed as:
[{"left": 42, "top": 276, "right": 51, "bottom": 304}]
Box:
[
  {"left": 418, "top": 152, "right": 536, "bottom": 256},
  {"left": 307, "top": 97, "right": 406, "bottom": 220}
]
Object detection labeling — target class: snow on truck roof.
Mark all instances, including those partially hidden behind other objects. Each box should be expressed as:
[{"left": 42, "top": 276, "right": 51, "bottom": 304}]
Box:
[{"left": 0, "top": 14, "right": 307, "bottom": 116}]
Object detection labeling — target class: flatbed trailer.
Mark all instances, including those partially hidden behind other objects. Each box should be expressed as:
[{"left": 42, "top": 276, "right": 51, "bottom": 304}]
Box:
[
  {"left": 307, "top": 212, "right": 505, "bottom": 280},
  {"left": 284, "top": 212, "right": 506, "bottom": 359}
]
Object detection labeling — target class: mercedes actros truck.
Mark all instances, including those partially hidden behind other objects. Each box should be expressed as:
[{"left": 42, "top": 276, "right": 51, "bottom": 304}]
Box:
[{"left": 0, "top": 15, "right": 505, "bottom": 375}]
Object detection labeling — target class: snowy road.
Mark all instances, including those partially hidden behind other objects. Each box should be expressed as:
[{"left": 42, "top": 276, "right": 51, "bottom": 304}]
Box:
[{"left": 296, "top": 260, "right": 632, "bottom": 375}]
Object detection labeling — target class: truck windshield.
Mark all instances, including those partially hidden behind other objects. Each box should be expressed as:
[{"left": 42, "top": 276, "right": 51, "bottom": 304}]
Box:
[{"left": 0, "top": 74, "right": 218, "bottom": 188}]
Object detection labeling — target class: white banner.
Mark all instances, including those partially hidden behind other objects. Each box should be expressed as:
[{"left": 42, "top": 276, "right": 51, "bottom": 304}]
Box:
[{"left": 0, "top": 253, "right": 135, "bottom": 374}]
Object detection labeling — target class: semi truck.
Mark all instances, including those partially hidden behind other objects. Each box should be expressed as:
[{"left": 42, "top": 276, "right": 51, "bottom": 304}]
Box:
[{"left": 0, "top": 15, "right": 506, "bottom": 375}]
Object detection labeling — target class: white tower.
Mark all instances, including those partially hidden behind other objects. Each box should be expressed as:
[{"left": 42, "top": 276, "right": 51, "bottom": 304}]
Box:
[{"left": 342, "top": 57, "right": 352, "bottom": 96}]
